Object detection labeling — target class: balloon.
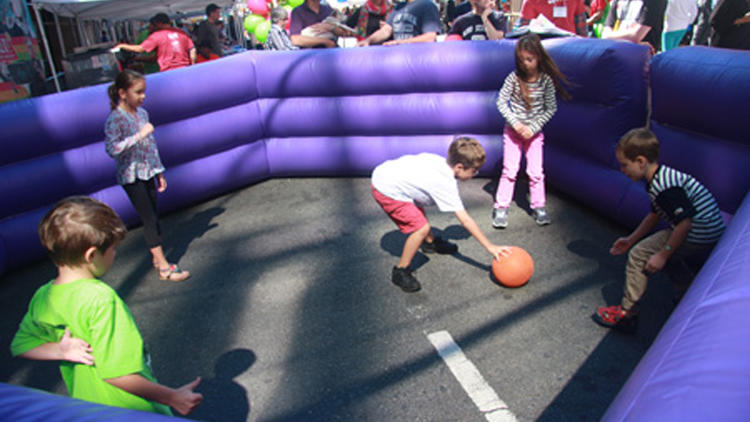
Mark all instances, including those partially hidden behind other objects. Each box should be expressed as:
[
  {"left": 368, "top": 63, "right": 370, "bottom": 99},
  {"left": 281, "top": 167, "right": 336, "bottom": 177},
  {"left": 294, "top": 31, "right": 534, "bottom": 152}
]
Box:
[
  {"left": 287, "top": 0, "right": 304, "bottom": 8},
  {"left": 243, "top": 14, "right": 265, "bottom": 33},
  {"left": 254, "top": 20, "right": 271, "bottom": 43},
  {"left": 247, "top": 0, "right": 269, "bottom": 15}
]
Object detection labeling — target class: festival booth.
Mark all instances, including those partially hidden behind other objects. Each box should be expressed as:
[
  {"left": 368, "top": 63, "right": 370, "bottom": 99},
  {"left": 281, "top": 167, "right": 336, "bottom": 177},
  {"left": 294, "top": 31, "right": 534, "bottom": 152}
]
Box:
[
  {"left": 0, "top": 39, "right": 749, "bottom": 420},
  {"left": 26, "top": 0, "right": 238, "bottom": 93}
]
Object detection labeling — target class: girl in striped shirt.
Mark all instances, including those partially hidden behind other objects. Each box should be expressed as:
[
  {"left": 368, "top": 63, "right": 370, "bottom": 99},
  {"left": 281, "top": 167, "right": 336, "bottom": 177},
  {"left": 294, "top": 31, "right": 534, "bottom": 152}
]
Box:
[{"left": 493, "top": 34, "right": 569, "bottom": 228}]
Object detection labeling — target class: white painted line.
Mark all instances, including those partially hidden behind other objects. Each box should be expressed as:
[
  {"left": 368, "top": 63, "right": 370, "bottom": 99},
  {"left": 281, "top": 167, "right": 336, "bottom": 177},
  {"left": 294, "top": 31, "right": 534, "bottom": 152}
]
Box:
[{"left": 427, "top": 330, "right": 519, "bottom": 422}]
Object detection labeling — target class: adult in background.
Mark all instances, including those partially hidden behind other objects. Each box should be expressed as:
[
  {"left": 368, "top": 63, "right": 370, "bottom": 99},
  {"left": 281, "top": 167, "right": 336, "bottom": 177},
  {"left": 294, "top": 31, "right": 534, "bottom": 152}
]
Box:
[
  {"left": 451, "top": 0, "right": 474, "bottom": 23},
  {"left": 289, "top": 0, "right": 339, "bottom": 48},
  {"left": 662, "top": 0, "right": 698, "bottom": 50},
  {"left": 519, "top": 0, "right": 588, "bottom": 36},
  {"left": 133, "top": 20, "right": 159, "bottom": 74},
  {"left": 345, "top": 0, "right": 393, "bottom": 40},
  {"left": 266, "top": 7, "right": 301, "bottom": 50},
  {"left": 601, "top": 0, "right": 667, "bottom": 53},
  {"left": 115, "top": 13, "right": 196, "bottom": 71},
  {"left": 691, "top": 0, "right": 716, "bottom": 45},
  {"left": 449, "top": 0, "right": 507, "bottom": 40},
  {"left": 196, "top": 3, "right": 224, "bottom": 57},
  {"left": 709, "top": 0, "right": 750, "bottom": 49},
  {"left": 357, "top": 0, "right": 442, "bottom": 46}
]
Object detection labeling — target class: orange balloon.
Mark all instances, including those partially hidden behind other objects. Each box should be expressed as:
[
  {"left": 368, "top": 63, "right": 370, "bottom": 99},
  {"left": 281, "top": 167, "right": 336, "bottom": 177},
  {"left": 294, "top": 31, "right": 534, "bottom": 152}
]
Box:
[{"left": 491, "top": 246, "right": 534, "bottom": 288}]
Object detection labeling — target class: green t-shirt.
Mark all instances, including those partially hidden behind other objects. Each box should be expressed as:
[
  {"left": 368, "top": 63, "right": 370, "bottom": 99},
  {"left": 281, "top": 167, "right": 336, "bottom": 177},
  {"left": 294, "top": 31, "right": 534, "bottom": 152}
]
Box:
[{"left": 10, "top": 279, "right": 171, "bottom": 415}]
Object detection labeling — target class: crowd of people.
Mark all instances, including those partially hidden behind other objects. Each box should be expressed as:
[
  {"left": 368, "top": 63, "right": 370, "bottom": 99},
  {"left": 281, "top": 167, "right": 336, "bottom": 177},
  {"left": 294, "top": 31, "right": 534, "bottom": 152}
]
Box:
[
  {"left": 110, "top": 0, "right": 750, "bottom": 74},
  {"left": 273, "top": 0, "right": 750, "bottom": 52},
  {"left": 115, "top": 3, "right": 235, "bottom": 73}
]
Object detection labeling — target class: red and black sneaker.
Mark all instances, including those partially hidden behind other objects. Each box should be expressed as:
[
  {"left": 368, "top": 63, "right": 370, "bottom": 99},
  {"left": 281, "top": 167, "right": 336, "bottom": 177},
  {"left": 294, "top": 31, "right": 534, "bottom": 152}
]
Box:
[{"left": 593, "top": 305, "right": 638, "bottom": 334}]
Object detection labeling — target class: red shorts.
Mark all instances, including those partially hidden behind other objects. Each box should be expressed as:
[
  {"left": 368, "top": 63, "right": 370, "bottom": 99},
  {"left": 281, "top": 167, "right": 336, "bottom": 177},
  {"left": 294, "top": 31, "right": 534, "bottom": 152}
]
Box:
[{"left": 371, "top": 185, "right": 428, "bottom": 234}]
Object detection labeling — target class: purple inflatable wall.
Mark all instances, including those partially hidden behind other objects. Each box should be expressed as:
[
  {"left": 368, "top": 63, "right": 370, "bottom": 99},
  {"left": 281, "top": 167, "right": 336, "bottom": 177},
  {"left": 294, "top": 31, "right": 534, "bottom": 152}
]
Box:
[
  {"left": 649, "top": 46, "right": 750, "bottom": 214},
  {"left": 0, "top": 382, "right": 190, "bottom": 422},
  {"left": 0, "top": 38, "right": 650, "bottom": 276}
]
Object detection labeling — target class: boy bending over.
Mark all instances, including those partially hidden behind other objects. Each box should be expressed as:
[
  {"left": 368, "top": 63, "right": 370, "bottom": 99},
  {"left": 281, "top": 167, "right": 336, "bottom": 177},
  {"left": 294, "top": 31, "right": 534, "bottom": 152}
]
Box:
[
  {"left": 594, "top": 128, "right": 725, "bottom": 332},
  {"left": 372, "top": 137, "right": 511, "bottom": 292},
  {"left": 11, "top": 196, "right": 202, "bottom": 415}
]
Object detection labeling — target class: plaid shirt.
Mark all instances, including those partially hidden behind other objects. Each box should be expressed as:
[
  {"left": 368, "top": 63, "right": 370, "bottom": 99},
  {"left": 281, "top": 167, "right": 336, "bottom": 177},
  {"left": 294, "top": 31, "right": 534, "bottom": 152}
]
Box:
[{"left": 104, "top": 107, "right": 165, "bottom": 185}]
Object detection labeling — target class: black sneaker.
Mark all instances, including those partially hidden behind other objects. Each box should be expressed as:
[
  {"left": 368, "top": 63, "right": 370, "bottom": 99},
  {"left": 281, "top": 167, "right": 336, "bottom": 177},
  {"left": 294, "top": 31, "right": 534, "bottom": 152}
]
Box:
[
  {"left": 392, "top": 266, "right": 421, "bottom": 292},
  {"left": 420, "top": 236, "right": 458, "bottom": 254}
]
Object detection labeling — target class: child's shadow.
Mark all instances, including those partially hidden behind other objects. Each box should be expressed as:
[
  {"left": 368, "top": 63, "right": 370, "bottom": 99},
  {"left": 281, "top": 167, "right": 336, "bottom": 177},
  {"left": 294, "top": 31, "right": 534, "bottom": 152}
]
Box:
[
  {"left": 191, "top": 349, "right": 256, "bottom": 422},
  {"left": 166, "top": 207, "right": 225, "bottom": 264},
  {"left": 567, "top": 238, "right": 625, "bottom": 305},
  {"left": 380, "top": 226, "right": 487, "bottom": 273},
  {"left": 482, "top": 175, "right": 532, "bottom": 215},
  {"left": 380, "top": 230, "right": 430, "bottom": 270}
]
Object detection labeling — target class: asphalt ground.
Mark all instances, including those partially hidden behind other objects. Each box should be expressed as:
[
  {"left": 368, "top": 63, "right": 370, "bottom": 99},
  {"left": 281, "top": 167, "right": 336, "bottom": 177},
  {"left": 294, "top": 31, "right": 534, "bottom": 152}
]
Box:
[{"left": 1, "top": 177, "right": 677, "bottom": 422}]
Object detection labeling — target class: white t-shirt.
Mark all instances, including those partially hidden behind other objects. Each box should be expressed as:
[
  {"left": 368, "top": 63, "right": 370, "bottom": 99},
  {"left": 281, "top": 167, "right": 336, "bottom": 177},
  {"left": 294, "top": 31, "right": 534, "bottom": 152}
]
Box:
[
  {"left": 664, "top": 0, "right": 698, "bottom": 31},
  {"left": 371, "top": 153, "right": 465, "bottom": 212}
]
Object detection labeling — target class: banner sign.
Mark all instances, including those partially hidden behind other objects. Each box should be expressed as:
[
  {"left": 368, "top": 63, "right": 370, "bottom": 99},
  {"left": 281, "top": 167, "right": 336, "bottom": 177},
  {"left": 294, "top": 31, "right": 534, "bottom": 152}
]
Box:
[{"left": 1, "top": 0, "right": 45, "bottom": 103}]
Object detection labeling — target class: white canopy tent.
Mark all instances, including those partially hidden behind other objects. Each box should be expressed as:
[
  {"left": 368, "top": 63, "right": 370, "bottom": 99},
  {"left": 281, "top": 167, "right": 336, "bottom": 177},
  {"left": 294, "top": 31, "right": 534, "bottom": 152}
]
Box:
[
  {"left": 30, "top": 0, "right": 236, "bottom": 21},
  {"left": 27, "top": 0, "right": 241, "bottom": 92}
]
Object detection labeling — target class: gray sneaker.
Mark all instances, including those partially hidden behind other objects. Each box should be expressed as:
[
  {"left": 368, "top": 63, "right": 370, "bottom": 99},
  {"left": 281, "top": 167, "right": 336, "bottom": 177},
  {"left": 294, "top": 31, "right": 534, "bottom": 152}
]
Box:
[
  {"left": 492, "top": 207, "right": 508, "bottom": 229},
  {"left": 534, "top": 207, "right": 551, "bottom": 226}
]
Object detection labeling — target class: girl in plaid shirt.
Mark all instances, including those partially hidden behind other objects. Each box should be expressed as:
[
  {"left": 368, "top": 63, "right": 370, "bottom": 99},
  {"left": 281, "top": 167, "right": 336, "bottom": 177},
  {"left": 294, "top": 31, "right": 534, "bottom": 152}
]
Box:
[{"left": 105, "top": 70, "right": 190, "bottom": 282}]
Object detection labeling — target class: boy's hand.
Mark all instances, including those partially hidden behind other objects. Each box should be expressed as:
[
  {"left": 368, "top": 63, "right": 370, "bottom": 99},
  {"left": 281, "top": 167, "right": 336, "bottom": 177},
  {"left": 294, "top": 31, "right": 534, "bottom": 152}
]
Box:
[
  {"left": 610, "top": 237, "right": 632, "bottom": 255},
  {"left": 59, "top": 328, "right": 94, "bottom": 366},
  {"left": 644, "top": 251, "right": 667, "bottom": 274},
  {"left": 138, "top": 123, "right": 154, "bottom": 141},
  {"left": 170, "top": 377, "right": 203, "bottom": 415},
  {"left": 489, "top": 245, "right": 512, "bottom": 262},
  {"left": 156, "top": 174, "right": 167, "bottom": 193}
]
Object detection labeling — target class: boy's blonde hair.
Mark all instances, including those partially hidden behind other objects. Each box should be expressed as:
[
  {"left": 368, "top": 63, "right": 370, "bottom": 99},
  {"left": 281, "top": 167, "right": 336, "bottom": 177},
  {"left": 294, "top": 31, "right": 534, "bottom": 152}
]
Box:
[
  {"left": 617, "top": 128, "right": 660, "bottom": 163},
  {"left": 38, "top": 196, "right": 127, "bottom": 267},
  {"left": 447, "top": 137, "right": 486, "bottom": 169}
]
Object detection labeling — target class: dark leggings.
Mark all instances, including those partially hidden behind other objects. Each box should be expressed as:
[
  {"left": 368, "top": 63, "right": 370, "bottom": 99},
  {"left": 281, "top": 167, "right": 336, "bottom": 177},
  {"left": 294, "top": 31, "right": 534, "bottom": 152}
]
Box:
[{"left": 123, "top": 178, "right": 162, "bottom": 248}]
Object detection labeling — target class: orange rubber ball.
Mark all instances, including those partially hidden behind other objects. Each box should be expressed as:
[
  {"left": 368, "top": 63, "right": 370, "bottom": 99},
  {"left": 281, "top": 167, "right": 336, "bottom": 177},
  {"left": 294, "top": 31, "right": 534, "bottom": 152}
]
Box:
[{"left": 492, "top": 246, "right": 534, "bottom": 288}]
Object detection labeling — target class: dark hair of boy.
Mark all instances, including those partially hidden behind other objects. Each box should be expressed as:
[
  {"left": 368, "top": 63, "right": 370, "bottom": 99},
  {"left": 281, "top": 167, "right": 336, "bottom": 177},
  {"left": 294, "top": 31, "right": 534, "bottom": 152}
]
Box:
[
  {"left": 617, "top": 127, "right": 660, "bottom": 163},
  {"left": 447, "top": 136, "right": 487, "bottom": 169}
]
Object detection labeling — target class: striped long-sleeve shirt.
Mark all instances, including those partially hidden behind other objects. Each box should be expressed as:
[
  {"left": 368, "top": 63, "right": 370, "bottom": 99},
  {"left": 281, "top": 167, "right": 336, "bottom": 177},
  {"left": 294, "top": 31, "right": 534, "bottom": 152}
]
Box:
[
  {"left": 496, "top": 71, "right": 557, "bottom": 135},
  {"left": 648, "top": 165, "right": 726, "bottom": 244},
  {"left": 264, "top": 25, "right": 299, "bottom": 51}
]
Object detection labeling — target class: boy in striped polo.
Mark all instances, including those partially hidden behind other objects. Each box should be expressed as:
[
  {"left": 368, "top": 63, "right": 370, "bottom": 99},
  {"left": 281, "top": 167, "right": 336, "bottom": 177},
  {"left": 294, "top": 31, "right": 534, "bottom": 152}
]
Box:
[{"left": 593, "top": 128, "right": 725, "bottom": 333}]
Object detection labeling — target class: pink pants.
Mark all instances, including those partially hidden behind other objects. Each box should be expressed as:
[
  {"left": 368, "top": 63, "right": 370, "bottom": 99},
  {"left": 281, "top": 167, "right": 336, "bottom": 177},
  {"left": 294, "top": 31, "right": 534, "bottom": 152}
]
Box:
[{"left": 494, "top": 125, "right": 546, "bottom": 209}]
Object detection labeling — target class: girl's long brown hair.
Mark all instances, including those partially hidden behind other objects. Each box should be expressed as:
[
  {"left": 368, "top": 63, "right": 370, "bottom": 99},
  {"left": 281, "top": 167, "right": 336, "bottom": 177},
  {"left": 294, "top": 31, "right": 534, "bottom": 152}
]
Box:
[
  {"left": 514, "top": 34, "right": 571, "bottom": 110},
  {"left": 107, "top": 69, "right": 145, "bottom": 110}
]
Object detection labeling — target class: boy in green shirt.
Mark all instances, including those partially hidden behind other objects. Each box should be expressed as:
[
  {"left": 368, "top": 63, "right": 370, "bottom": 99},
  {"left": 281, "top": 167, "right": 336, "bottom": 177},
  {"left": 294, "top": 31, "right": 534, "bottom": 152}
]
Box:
[{"left": 10, "top": 196, "right": 202, "bottom": 416}]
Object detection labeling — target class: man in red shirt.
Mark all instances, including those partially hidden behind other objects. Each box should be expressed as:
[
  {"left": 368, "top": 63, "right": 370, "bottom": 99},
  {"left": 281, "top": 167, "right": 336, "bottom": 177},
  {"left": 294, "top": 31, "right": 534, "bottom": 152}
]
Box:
[
  {"left": 520, "top": 0, "right": 588, "bottom": 36},
  {"left": 116, "top": 13, "right": 196, "bottom": 72}
]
